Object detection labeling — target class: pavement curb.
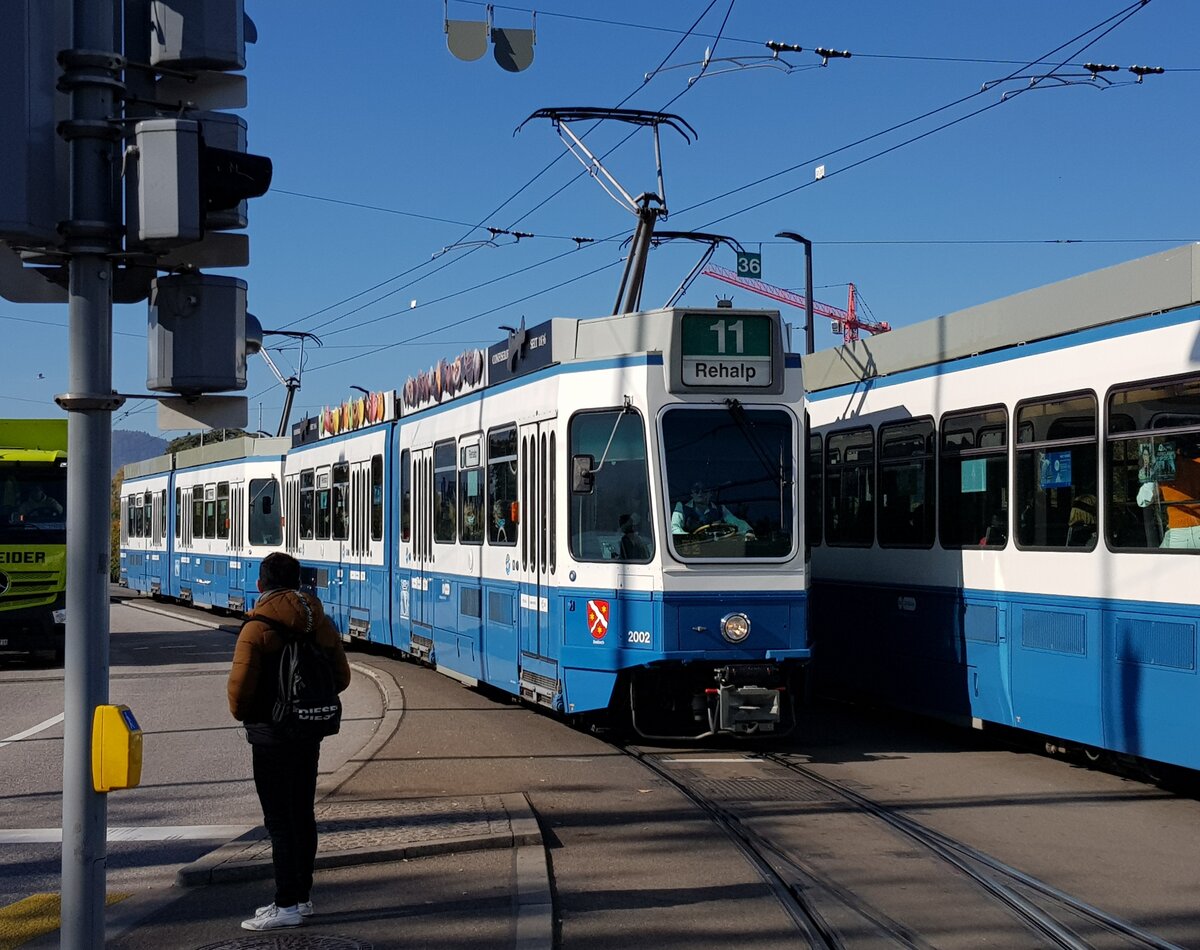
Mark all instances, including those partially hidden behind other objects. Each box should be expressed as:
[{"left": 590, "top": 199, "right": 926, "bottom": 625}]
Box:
[{"left": 121, "top": 597, "right": 240, "bottom": 633}]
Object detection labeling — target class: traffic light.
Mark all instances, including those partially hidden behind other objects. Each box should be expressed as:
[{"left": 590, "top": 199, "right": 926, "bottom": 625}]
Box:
[
  {"left": 127, "top": 0, "right": 269, "bottom": 407},
  {"left": 0, "top": 0, "right": 71, "bottom": 248},
  {"left": 126, "top": 0, "right": 271, "bottom": 265}
]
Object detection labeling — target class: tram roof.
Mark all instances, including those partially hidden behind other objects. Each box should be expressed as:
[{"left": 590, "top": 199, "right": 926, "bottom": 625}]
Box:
[
  {"left": 802, "top": 242, "right": 1200, "bottom": 392},
  {"left": 123, "top": 435, "right": 291, "bottom": 479}
]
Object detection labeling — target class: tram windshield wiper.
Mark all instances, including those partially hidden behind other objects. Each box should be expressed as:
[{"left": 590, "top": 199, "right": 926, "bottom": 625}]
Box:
[{"left": 724, "top": 398, "right": 789, "bottom": 492}]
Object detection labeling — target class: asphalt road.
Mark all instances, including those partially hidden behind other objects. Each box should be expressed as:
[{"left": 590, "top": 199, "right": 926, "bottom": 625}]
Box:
[{"left": 0, "top": 600, "right": 381, "bottom": 909}]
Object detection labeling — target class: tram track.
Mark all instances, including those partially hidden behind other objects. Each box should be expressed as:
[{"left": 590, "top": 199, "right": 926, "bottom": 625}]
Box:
[{"left": 622, "top": 744, "right": 1184, "bottom": 950}]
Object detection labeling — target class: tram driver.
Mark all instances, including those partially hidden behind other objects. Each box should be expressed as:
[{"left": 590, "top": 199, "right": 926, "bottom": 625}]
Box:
[{"left": 671, "top": 482, "right": 753, "bottom": 539}]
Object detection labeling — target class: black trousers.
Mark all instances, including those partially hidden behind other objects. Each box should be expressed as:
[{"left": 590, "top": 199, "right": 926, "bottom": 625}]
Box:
[{"left": 251, "top": 739, "right": 321, "bottom": 907}]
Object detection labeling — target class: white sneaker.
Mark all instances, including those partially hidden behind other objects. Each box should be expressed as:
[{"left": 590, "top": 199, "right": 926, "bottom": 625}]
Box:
[
  {"left": 255, "top": 900, "right": 313, "bottom": 918},
  {"left": 241, "top": 903, "right": 304, "bottom": 931}
]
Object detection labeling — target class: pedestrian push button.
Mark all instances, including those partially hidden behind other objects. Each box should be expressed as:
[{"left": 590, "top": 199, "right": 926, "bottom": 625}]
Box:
[{"left": 92, "top": 705, "right": 143, "bottom": 792}]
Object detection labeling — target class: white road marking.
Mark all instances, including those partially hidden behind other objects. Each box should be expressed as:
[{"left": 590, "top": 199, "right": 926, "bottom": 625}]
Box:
[
  {"left": 0, "top": 825, "right": 250, "bottom": 844},
  {"left": 0, "top": 713, "right": 64, "bottom": 751}
]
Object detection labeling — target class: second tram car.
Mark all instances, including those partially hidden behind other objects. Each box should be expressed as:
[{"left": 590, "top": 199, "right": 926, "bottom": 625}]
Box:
[
  {"left": 805, "top": 244, "right": 1200, "bottom": 770},
  {"left": 122, "top": 304, "right": 811, "bottom": 738}
]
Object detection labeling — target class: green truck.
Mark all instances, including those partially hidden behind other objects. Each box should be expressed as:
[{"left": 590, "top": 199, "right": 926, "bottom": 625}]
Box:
[{"left": 0, "top": 419, "right": 67, "bottom": 661}]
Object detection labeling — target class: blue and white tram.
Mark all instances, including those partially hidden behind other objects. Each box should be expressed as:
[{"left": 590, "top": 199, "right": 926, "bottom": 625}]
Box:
[
  {"left": 121, "top": 436, "right": 289, "bottom": 612},
  {"left": 119, "top": 456, "right": 171, "bottom": 597},
  {"left": 288, "top": 305, "right": 810, "bottom": 737},
  {"left": 804, "top": 244, "right": 1200, "bottom": 770},
  {"left": 283, "top": 416, "right": 389, "bottom": 643}
]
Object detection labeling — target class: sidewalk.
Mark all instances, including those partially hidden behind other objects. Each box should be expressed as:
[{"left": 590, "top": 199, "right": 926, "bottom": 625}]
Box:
[
  {"left": 54, "top": 595, "right": 801, "bottom": 949},
  {"left": 42, "top": 641, "right": 554, "bottom": 950}
]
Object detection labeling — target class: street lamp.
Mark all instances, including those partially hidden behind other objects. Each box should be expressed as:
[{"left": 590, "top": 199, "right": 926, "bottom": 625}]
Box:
[
  {"left": 775, "top": 231, "right": 814, "bottom": 355},
  {"left": 350, "top": 385, "right": 371, "bottom": 397}
]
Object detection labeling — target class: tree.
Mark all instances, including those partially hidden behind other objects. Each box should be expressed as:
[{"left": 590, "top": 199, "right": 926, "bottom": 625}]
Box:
[
  {"left": 110, "top": 469, "right": 123, "bottom": 582},
  {"left": 166, "top": 428, "right": 250, "bottom": 454}
]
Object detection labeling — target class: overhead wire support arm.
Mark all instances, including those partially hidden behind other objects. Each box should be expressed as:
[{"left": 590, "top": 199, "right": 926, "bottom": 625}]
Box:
[
  {"left": 982, "top": 63, "right": 1162, "bottom": 98},
  {"left": 646, "top": 231, "right": 746, "bottom": 308},
  {"left": 255, "top": 329, "right": 322, "bottom": 437},
  {"left": 516, "top": 107, "right": 697, "bottom": 316},
  {"left": 515, "top": 107, "right": 696, "bottom": 216}
]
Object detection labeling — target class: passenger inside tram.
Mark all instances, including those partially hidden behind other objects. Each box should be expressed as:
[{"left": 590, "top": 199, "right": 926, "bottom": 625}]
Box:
[
  {"left": 1156, "top": 439, "right": 1200, "bottom": 549},
  {"left": 618, "top": 512, "right": 650, "bottom": 560}
]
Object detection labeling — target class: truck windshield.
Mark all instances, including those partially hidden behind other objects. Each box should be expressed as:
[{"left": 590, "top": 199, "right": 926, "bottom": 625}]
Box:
[
  {"left": 1, "top": 464, "right": 67, "bottom": 543},
  {"left": 662, "top": 405, "right": 795, "bottom": 560}
]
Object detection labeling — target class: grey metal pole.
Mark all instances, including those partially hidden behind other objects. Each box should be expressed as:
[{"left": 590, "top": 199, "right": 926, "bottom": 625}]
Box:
[
  {"left": 775, "top": 231, "right": 815, "bottom": 355},
  {"left": 55, "top": 0, "right": 123, "bottom": 946},
  {"left": 804, "top": 240, "right": 814, "bottom": 356}
]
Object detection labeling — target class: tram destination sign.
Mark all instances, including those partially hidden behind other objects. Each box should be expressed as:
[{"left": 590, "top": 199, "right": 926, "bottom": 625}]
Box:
[{"left": 679, "top": 312, "right": 773, "bottom": 388}]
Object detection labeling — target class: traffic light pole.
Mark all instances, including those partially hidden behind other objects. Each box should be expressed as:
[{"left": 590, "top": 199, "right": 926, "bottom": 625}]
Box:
[{"left": 55, "top": 1, "right": 124, "bottom": 947}]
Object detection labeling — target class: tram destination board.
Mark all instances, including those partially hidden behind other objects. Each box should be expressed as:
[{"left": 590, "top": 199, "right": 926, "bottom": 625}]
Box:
[{"left": 679, "top": 312, "right": 773, "bottom": 388}]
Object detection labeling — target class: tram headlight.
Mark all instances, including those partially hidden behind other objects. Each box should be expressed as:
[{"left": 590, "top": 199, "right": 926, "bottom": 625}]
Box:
[{"left": 720, "top": 612, "right": 751, "bottom": 644}]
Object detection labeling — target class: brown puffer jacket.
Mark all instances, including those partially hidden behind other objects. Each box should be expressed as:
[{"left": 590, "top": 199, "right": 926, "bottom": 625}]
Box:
[{"left": 227, "top": 587, "right": 351, "bottom": 726}]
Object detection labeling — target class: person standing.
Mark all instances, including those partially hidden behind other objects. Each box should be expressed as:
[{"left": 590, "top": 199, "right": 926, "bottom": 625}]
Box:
[{"left": 228, "top": 552, "right": 351, "bottom": 931}]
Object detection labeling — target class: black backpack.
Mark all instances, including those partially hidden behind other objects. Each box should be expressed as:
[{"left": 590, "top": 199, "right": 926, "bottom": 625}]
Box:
[{"left": 258, "top": 615, "right": 343, "bottom": 741}]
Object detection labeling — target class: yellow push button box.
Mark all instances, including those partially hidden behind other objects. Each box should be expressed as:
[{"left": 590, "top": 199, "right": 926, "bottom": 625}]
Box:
[{"left": 92, "top": 705, "right": 142, "bottom": 792}]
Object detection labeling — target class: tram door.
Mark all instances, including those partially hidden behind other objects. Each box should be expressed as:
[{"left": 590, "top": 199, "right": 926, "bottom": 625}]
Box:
[
  {"left": 228, "top": 480, "right": 245, "bottom": 598},
  {"left": 177, "top": 486, "right": 193, "bottom": 597},
  {"left": 149, "top": 489, "right": 165, "bottom": 594},
  {"left": 346, "top": 458, "right": 373, "bottom": 636},
  {"left": 406, "top": 446, "right": 434, "bottom": 655},
  {"left": 517, "top": 420, "right": 556, "bottom": 661}
]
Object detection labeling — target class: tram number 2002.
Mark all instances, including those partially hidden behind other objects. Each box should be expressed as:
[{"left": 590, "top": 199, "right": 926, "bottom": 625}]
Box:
[{"left": 626, "top": 630, "right": 651, "bottom": 646}]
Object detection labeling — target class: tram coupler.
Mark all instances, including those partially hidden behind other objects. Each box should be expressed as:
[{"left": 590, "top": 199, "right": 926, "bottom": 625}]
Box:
[
  {"left": 705, "top": 681, "right": 782, "bottom": 736},
  {"left": 627, "top": 663, "right": 793, "bottom": 739}
]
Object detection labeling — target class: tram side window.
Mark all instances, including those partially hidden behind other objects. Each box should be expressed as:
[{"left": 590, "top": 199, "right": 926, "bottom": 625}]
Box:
[
  {"left": 129, "top": 496, "right": 141, "bottom": 538},
  {"left": 192, "top": 488, "right": 203, "bottom": 540},
  {"left": 939, "top": 407, "right": 1008, "bottom": 548},
  {"left": 826, "top": 427, "right": 874, "bottom": 547},
  {"left": 1014, "top": 393, "right": 1097, "bottom": 550},
  {"left": 400, "top": 450, "right": 411, "bottom": 542},
  {"left": 878, "top": 418, "right": 935, "bottom": 548},
  {"left": 299, "top": 469, "right": 315, "bottom": 540},
  {"left": 371, "top": 454, "right": 384, "bottom": 541},
  {"left": 204, "top": 485, "right": 217, "bottom": 538},
  {"left": 569, "top": 409, "right": 653, "bottom": 562},
  {"left": 160, "top": 489, "right": 167, "bottom": 539},
  {"left": 175, "top": 487, "right": 181, "bottom": 538},
  {"left": 216, "top": 482, "right": 230, "bottom": 539},
  {"left": 487, "top": 426, "right": 518, "bottom": 546},
  {"left": 459, "top": 440, "right": 483, "bottom": 545},
  {"left": 806, "top": 433, "right": 822, "bottom": 548},
  {"left": 315, "top": 467, "right": 332, "bottom": 540},
  {"left": 1106, "top": 375, "right": 1200, "bottom": 552},
  {"left": 143, "top": 491, "right": 154, "bottom": 538},
  {"left": 434, "top": 440, "right": 457, "bottom": 543},
  {"left": 332, "top": 463, "right": 349, "bottom": 540},
  {"left": 248, "top": 477, "right": 282, "bottom": 546}
]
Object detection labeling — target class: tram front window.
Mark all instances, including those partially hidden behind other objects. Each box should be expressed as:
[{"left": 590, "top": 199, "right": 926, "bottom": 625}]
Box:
[{"left": 662, "top": 406, "right": 795, "bottom": 560}]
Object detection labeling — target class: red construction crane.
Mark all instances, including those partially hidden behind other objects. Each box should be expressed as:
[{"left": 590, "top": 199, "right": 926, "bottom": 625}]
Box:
[{"left": 703, "top": 264, "right": 890, "bottom": 344}]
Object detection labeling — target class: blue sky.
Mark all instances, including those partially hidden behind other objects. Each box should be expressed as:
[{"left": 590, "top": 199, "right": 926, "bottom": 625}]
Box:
[{"left": 2, "top": 0, "right": 1197, "bottom": 433}]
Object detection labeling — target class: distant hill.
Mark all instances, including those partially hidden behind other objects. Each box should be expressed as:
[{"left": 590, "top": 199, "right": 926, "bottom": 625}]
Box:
[{"left": 113, "top": 430, "right": 168, "bottom": 475}]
